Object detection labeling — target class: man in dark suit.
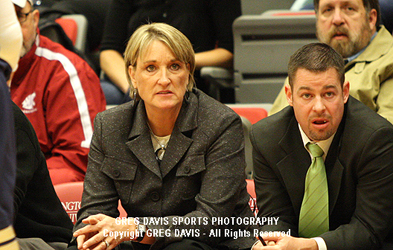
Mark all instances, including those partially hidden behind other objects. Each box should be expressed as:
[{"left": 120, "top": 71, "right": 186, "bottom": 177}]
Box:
[{"left": 250, "top": 43, "right": 393, "bottom": 250}]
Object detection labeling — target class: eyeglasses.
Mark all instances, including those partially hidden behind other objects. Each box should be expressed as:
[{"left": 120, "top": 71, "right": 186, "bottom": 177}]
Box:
[{"left": 17, "top": 10, "right": 34, "bottom": 23}]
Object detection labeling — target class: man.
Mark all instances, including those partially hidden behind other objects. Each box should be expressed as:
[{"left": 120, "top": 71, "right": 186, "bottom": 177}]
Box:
[
  {"left": 10, "top": 0, "right": 106, "bottom": 184},
  {"left": 269, "top": 0, "right": 393, "bottom": 124},
  {"left": 251, "top": 43, "right": 393, "bottom": 249}
]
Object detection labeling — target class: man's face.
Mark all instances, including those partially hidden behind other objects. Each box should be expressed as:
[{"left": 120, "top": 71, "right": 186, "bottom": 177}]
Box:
[
  {"left": 14, "top": 2, "right": 39, "bottom": 57},
  {"left": 316, "top": 0, "right": 377, "bottom": 58},
  {"left": 285, "top": 68, "right": 350, "bottom": 142}
]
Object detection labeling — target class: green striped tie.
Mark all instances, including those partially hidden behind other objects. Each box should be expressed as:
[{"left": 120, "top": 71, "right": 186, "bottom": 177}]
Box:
[{"left": 299, "top": 143, "right": 329, "bottom": 238}]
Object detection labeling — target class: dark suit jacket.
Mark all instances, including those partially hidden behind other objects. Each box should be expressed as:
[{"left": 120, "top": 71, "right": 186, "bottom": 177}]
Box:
[
  {"left": 72, "top": 89, "right": 255, "bottom": 250},
  {"left": 250, "top": 96, "right": 393, "bottom": 249}
]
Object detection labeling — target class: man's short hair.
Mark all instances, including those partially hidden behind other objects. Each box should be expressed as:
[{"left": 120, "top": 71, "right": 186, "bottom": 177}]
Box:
[
  {"left": 288, "top": 43, "right": 345, "bottom": 88},
  {"left": 313, "top": 0, "right": 381, "bottom": 27}
]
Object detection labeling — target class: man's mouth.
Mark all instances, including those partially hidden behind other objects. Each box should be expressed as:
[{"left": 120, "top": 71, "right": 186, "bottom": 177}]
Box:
[
  {"left": 313, "top": 120, "right": 328, "bottom": 125},
  {"left": 331, "top": 30, "right": 348, "bottom": 40}
]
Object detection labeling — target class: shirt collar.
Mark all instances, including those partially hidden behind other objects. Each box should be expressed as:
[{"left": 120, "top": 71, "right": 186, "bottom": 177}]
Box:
[
  {"left": 345, "top": 31, "right": 377, "bottom": 63},
  {"left": 298, "top": 123, "right": 335, "bottom": 160}
]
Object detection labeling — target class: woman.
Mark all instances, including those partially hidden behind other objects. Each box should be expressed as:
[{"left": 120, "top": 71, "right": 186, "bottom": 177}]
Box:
[{"left": 69, "top": 23, "right": 255, "bottom": 250}]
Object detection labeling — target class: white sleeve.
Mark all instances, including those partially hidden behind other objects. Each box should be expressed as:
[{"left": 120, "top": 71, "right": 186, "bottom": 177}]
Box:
[
  {"left": 313, "top": 237, "right": 328, "bottom": 250},
  {"left": 0, "top": 0, "right": 22, "bottom": 71}
]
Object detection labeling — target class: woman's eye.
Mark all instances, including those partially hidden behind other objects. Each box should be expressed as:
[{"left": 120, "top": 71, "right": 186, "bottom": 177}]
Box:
[
  {"left": 170, "top": 64, "right": 180, "bottom": 70},
  {"left": 146, "top": 65, "right": 156, "bottom": 72}
]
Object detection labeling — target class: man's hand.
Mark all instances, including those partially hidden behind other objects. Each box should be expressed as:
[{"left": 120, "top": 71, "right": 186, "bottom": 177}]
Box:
[{"left": 252, "top": 232, "right": 318, "bottom": 250}]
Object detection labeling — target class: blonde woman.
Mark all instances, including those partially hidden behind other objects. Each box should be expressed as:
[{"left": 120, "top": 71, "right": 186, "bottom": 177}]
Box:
[{"left": 69, "top": 23, "right": 255, "bottom": 250}]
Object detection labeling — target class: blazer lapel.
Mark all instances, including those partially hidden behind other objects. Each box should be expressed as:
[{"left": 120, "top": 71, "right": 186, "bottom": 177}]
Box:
[
  {"left": 126, "top": 102, "right": 161, "bottom": 178},
  {"left": 277, "top": 116, "right": 311, "bottom": 215},
  {"left": 160, "top": 93, "right": 198, "bottom": 178}
]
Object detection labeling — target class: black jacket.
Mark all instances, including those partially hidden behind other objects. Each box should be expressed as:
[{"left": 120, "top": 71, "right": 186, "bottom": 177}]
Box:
[{"left": 12, "top": 102, "right": 73, "bottom": 243}]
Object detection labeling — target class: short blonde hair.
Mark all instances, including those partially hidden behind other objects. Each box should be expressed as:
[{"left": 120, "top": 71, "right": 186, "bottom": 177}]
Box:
[{"left": 124, "top": 23, "right": 196, "bottom": 96}]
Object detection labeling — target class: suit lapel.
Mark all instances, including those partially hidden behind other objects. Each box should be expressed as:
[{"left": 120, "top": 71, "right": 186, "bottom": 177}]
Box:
[
  {"left": 324, "top": 106, "right": 346, "bottom": 215},
  {"left": 126, "top": 101, "right": 162, "bottom": 178},
  {"left": 277, "top": 116, "right": 311, "bottom": 214},
  {"left": 160, "top": 127, "right": 193, "bottom": 178},
  {"left": 160, "top": 93, "right": 198, "bottom": 178}
]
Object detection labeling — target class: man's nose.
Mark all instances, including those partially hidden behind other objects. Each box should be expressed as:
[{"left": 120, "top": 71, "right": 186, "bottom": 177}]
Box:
[
  {"left": 332, "top": 8, "right": 345, "bottom": 26},
  {"left": 312, "top": 97, "right": 326, "bottom": 112}
]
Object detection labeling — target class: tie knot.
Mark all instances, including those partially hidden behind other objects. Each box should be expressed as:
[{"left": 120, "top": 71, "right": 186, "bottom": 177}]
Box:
[{"left": 307, "top": 143, "right": 324, "bottom": 158}]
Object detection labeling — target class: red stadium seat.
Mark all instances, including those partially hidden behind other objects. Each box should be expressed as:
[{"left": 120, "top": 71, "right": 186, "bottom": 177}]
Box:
[
  {"left": 230, "top": 107, "right": 268, "bottom": 124},
  {"left": 55, "top": 17, "right": 78, "bottom": 46},
  {"left": 246, "top": 179, "right": 258, "bottom": 216},
  {"left": 54, "top": 181, "right": 127, "bottom": 224}
]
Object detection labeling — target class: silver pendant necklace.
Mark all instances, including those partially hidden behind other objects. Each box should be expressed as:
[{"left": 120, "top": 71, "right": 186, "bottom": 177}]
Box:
[{"left": 148, "top": 123, "right": 170, "bottom": 164}]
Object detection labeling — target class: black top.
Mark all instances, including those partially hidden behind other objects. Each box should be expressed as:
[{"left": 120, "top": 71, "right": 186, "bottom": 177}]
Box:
[
  {"left": 100, "top": 0, "right": 241, "bottom": 54},
  {"left": 12, "top": 102, "right": 74, "bottom": 243},
  {"left": 0, "top": 59, "right": 16, "bottom": 230}
]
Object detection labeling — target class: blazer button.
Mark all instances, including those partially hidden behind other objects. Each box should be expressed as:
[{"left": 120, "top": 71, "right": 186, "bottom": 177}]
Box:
[
  {"left": 113, "top": 170, "right": 121, "bottom": 178},
  {"left": 150, "top": 192, "right": 160, "bottom": 202},
  {"left": 184, "top": 166, "right": 191, "bottom": 174}
]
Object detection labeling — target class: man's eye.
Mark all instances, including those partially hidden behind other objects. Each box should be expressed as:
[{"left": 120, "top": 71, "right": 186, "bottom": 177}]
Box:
[
  {"left": 302, "top": 93, "right": 312, "bottom": 99},
  {"left": 322, "top": 7, "right": 333, "bottom": 14},
  {"left": 325, "top": 92, "right": 334, "bottom": 97}
]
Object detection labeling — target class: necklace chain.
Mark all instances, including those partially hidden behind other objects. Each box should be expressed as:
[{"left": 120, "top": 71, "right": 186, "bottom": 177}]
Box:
[
  {"left": 147, "top": 122, "right": 170, "bottom": 163},
  {"left": 151, "top": 133, "right": 168, "bottom": 150}
]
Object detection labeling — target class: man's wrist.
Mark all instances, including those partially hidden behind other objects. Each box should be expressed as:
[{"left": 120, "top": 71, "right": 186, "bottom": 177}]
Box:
[{"left": 312, "top": 237, "right": 327, "bottom": 250}]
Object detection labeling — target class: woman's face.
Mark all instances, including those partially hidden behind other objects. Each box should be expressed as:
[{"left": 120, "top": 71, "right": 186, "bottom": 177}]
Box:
[{"left": 129, "top": 40, "right": 190, "bottom": 113}]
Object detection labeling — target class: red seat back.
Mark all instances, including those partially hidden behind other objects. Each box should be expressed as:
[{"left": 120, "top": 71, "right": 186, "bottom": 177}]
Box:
[
  {"left": 55, "top": 17, "right": 78, "bottom": 46},
  {"left": 246, "top": 179, "right": 258, "bottom": 216},
  {"left": 54, "top": 182, "right": 83, "bottom": 224},
  {"left": 231, "top": 107, "right": 268, "bottom": 124},
  {"left": 54, "top": 181, "right": 127, "bottom": 224}
]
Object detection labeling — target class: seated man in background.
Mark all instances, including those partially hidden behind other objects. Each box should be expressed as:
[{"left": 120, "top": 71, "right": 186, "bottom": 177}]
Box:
[
  {"left": 270, "top": 0, "right": 393, "bottom": 124},
  {"left": 10, "top": 0, "right": 107, "bottom": 184},
  {"left": 291, "top": 0, "right": 393, "bottom": 33},
  {"left": 251, "top": 43, "right": 393, "bottom": 250},
  {"left": 13, "top": 101, "right": 74, "bottom": 250}
]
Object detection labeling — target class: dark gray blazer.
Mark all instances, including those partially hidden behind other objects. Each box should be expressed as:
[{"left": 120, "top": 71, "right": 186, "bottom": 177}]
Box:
[
  {"left": 73, "top": 89, "right": 255, "bottom": 250},
  {"left": 251, "top": 96, "right": 393, "bottom": 249}
]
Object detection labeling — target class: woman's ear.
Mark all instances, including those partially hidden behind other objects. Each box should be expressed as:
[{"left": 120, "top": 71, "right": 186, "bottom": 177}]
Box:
[{"left": 128, "top": 65, "right": 137, "bottom": 89}]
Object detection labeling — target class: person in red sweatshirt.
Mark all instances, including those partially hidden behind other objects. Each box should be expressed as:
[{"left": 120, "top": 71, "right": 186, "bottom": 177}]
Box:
[{"left": 11, "top": 0, "right": 106, "bottom": 185}]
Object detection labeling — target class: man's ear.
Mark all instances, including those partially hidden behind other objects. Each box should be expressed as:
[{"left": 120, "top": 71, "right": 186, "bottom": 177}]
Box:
[
  {"left": 368, "top": 8, "right": 378, "bottom": 31},
  {"left": 343, "top": 81, "right": 350, "bottom": 103},
  {"left": 33, "top": 9, "right": 40, "bottom": 29},
  {"left": 285, "top": 84, "right": 293, "bottom": 106}
]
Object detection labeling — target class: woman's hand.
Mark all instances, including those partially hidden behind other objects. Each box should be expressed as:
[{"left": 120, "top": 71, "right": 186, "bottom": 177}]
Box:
[{"left": 73, "top": 214, "right": 137, "bottom": 250}]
